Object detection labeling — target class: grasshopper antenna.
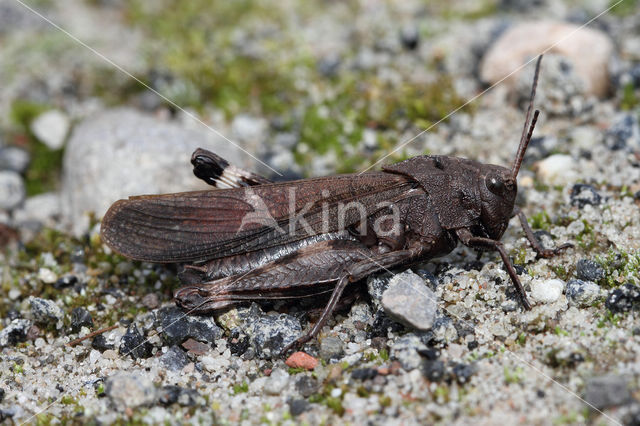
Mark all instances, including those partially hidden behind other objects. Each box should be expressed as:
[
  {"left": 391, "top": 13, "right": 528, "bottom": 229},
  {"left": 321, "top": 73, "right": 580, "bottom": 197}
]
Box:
[{"left": 511, "top": 55, "right": 543, "bottom": 179}]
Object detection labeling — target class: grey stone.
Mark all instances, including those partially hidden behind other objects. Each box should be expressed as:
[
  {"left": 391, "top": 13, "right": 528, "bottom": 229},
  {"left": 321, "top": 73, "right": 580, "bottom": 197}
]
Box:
[
  {"left": 119, "top": 323, "right": 153, "bottom": 359},
  {"left": 245, "top": 311, "right": 302, "bottom": 359},
  {"left": 156, "top": 306, "right": 223, "bottom": 346},
  {"left": 576, "top": 259, "right": 605, "bottom": 282},
  {"left": 12, "top": 192, "right": 61, "bottom": 225},
  {"left": 70, "top": 307, "right": 93, "bottom": 332},
  {"left": 159, "top": 346, "right": 190, "bottom": 371},
  {"left": 390, "top": 334, "right": 427, "bottom": 371},
  {"left": 367, "top": 272, "right": 393, "bottom": 309},
  {"left": 31, "top": 109, "right": 70, "bottom": 150},
  {"left": 566, "top": 280, "right": 601, "bottom": 307},
  {"left": 606, "top": 113, "right": 640, "bottom": 151},
  {"left": 584, "top": 375, "right": 631, "bottom": 409},
  {"left": 231, "top": 114, "right": 267, "bottom": 144},
  {"left": 0, "top": 319, "right": 31, "bottom": 347},
  {"left": 29, "top": 297, "right": 63, "bottom": 323},
  {"left": 264, "top": 368, "right": 289, "bottom": 395},
  {"left": 0, "top": 146, "right": 29, "bottom": 173},
  {"left": 381, "top": 271, "right": 437, "bottom": 331},
  {"left": 0, "top": 171, "right": 25, "bottom": 210},
  {"left": 481, "top": 21, "right": 613, "bottom": 98},
  {"left": 295, "top": 376, "right": 319, "bottom": 398},
  {"left": 319, "top": 336, "right": 344, "bottom": 360},
  {"left": 61, "top": 108, "right": 249, "bottom": 235},
  {"left": 105, "top": 372, "right": 157, "bottom": 409}
]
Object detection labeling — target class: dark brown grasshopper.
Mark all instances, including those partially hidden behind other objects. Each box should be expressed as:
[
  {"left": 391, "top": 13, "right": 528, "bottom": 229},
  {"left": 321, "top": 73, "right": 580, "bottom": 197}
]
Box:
[{"left": 101, "top": 55, "right": 571, "bottom": 353}]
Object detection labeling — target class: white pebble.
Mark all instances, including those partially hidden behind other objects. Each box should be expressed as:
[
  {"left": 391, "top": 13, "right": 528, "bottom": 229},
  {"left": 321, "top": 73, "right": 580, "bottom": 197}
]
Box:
[
  {"left": 331, "top": 388, "right": 342, "bottom": 398},
  {"left": 31, "top": 109, "right": 70, "bottom": 150},
  {"left": 534, "top": 155, "right": 577, "bottom": 186},
  {"left": 38, "top": 268, "right": 57, "bottom": 284},
  {"left": 531, "top": 279, "right": 565, "bottom": 303}
]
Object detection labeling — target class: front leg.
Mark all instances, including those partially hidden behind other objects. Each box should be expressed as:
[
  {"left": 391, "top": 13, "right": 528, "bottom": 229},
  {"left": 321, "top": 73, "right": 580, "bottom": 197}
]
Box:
[
  {"left": 513, "top": 206, "right": 573, "bottom": 258},
  {"left": 456, "top": 228, "right": 532, "bottom": 310}
]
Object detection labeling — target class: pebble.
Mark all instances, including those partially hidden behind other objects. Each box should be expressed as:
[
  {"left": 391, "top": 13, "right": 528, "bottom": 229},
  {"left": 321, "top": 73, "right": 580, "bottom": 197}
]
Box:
[
  {"left": 159, "top": 346, "right": 190, "bottom": 371},
  {"left": 570, "top": 184, "right": 602, "bottom": 208},
  {"left": 30, "top": 109, "right": 70, "bottom": 150},
  {"left": 319, "top": 336, "right": 344, "bottom": 360},
  {"left": 157, "top": 386, "right": 200, "bottom": 407},
  {"left": 141, "top": 293, "right": 159, "bottom": 309},
  {"left": 351, "top": 368, "right": 378, "bottom": 381},
  {"left": 62, "top": 108, "right": 247, "bottom": 235},
  {"left": 480, "top": 21, "right": 613, "bottom": 97},
  {"left": 565, "top": 280, "right": 601, "bottom": 307},
  {"left": 182, "top": 338, "right": 210, "bottom": 355},
  {"left": 70, "top": 307, "right": 93, "bottom": 332},
  {"left": 264, "top": 368, "right": 289, "bottom": 395},
  {"left": 54, "top": 275, "right": 78, "bottom": 289},
  {"left": 0, "top": 319, "right": 31, "bottom": 347},
  {"left": 105, "top": 372, "right": 157, "bottom": 409},
  {"left": 584, "top": 375, "right": 631, "bottom": 409},
  {"left": 285, "top": 352, "right": 318, "bottom": 370},
  {"left": 288, "top": 399, "right": 310, "bottom": 416},
  {"left": 605, "top": 113, "right": 640, "bottom": 151},
  {"left": 605, "top": 284, "right": 640, "bottom": 313},
  {"left": 390, "top": 335, "right": 427, "bottom": 371},
  {"left": 156, "top": 306, "right": 223, "bottom": 346},
  {"left": 37, "top": 268, "right": 58, "bottom": 284},
  {"left": 0, "top": 146, "right": 30, "bottom": 173},
  {"left": 295, "top": 376, "right": 319, "bottom": 398},
  {"left": 381, "top": 271, "right": 437, "bottom": 331},
  {"left": 534, "top": 155, "right": 577, "bottom": 186},
  {"left": 29, "top": 297, "right": 63, "bottom": 322},
  {"left": 92, "top": 334, "right": 115, "bottom": 352},
  {"left": 530, "top": 279, "right": 564, "bottom": 303},
  {"left": 231, "top": 114, "right": 267, "bottom": 144},
  {"left": 451, "top": 363, "right": 476, "bottom": 385},
  {"left": 400, "top": 25, "right": 419, "bottom": 50},
  {"left": 244, "top": 311, "right": 302, "bottom": 359},
  {"left": 575, "top": 259, "right": 605, "bottom": 282},
  {"left": 0, "top": 170, "right": 25, "bottom": 210},
  {"left": 119, "top": 323, "right": 153, "bottom": 359},
  {"left": 421, "top": 360, "right": 445, "bottom": 382},
  {"left": 367, "top": 272, "right": 393, "bottom": 309}
]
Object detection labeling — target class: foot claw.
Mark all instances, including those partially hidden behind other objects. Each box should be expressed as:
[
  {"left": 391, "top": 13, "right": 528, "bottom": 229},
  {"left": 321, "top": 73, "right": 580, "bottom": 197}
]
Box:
[{"left": 537, "top": 242, "right": 573, "bottom": 259}]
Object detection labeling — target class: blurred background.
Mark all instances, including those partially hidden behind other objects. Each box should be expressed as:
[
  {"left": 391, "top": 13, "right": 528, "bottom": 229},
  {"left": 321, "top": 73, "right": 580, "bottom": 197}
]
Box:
[{"left": 0, "top": 0, "right": 638, "bottom": 236}]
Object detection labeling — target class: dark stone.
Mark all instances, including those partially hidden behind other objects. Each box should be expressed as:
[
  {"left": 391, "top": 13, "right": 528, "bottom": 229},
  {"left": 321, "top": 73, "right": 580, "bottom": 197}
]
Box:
[
  {"left": 570, "top": 184, "right": 602, "bottom": 208},
  {"left": 537, "top": 389, "right": 546, "bottom": 398},
  {"left": 91, "top": 334, "right": 114, "bottom": 352},
  {"left": 606, "top": 113, "right": 640, "bottom": 151},
  {"left": 157, "top": 386, "right": 199, "bottom": 406},
  {"left": 454, "top": 321, "right": 475, "bottom": 339},
  {"left": 70, "top": 307, "right": 93, "bottom": 332},
  {"left": 351, "top": 368, "right": 378, "bottom": 381},
  {"left": 367, "top": 310, "right": 405, "bottom": 339},
  {"left": 156, "top": 306, "right": 223, "bottom": 346},
  {"left": 245, "top": 311, "right": 302, "bottom": 359},
  {"left": 6, "top": 310, "right": 20, "bottom": 321},
  {"left": 159, "top": 346, "right": 190, "bottom": 371},
  {"left": 0, "top": 319, "right": 31, "bottom": 347},
  {"left": 421, "top": 360, "right": 445, "bottom": 382},
  {"left": 295, "top": 376, "right": 319, "bottom": 398},
  {"left": 54, "top": 275, "right": 78, "bottom": 289},
  {"left": 576, "top": 259, "right": 605, "bottom": 282},
  {"left": 400, "top": 25, "right": 419, "bottom": 50},
  {"left": 565, "top": 279, "right": 600, "bottom": 307},
  {"left": 605, "top": 284, "right": 640, "bottom": 313},
  {"left": 0, "top": 388, "right": 4, "bottom": 403},
  {"left": 228, "top": 329, "right": 250, "bottom": 356},
  {"left": 119, "top": 323, "right": 153, "bottom": 359},
  {"left": 288, "top": 399, "right": 310, "bottom": 416},
  {"left": 467, "top": 340, "right": 479, "bottom": 350},
  {"left": 414, "top": 268, "right": 438, "bottom": 290},
  {"left": 417, "top": 348, "right": 440, "bottom": 360},
  {"left": 0, "top": 407, "right": 15, "bottom": 422},
  {"left": 451, "top": 363, "right": 476, "bottom": 384}
]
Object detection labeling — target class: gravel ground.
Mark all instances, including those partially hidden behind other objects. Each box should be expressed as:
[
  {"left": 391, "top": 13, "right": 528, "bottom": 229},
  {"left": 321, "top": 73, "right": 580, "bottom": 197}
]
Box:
[{"left": 1, "top": 0, "right": 640, "bottom": 425}]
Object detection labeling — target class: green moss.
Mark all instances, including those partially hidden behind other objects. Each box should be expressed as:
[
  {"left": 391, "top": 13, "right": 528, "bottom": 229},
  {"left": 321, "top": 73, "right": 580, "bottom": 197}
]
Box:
[
  {"left": 288, "top": 367, "right": 306, "bottom": 375},
  {"left": 379, "top": 395, "right": 392, "bottom": 407},
  {"left": 529, "top": 211, "right": 551, "bottom": 231},
  {"left": 596, "top": 249, "right": 640, "bottom": 288},
  {"left": 609, "top": 0, "right": 640, "bottom": 16},
  {"left": 379, "top": 348, "right": 389, "bottom": 361},
  {"left": 620, "top": 82, "right": 640, "bottom": 110},
  {"left": 503, "top": 366, "right": 524, "bottom": 384},
  {"left": 575, "top": 219, "right": 597, "bottom": 251},
  {"left": 60, "top": 395, "right": 76, "bottom": 405},
  {"left": 233, "top": 381, "right": 249, "bottom": 394}
]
